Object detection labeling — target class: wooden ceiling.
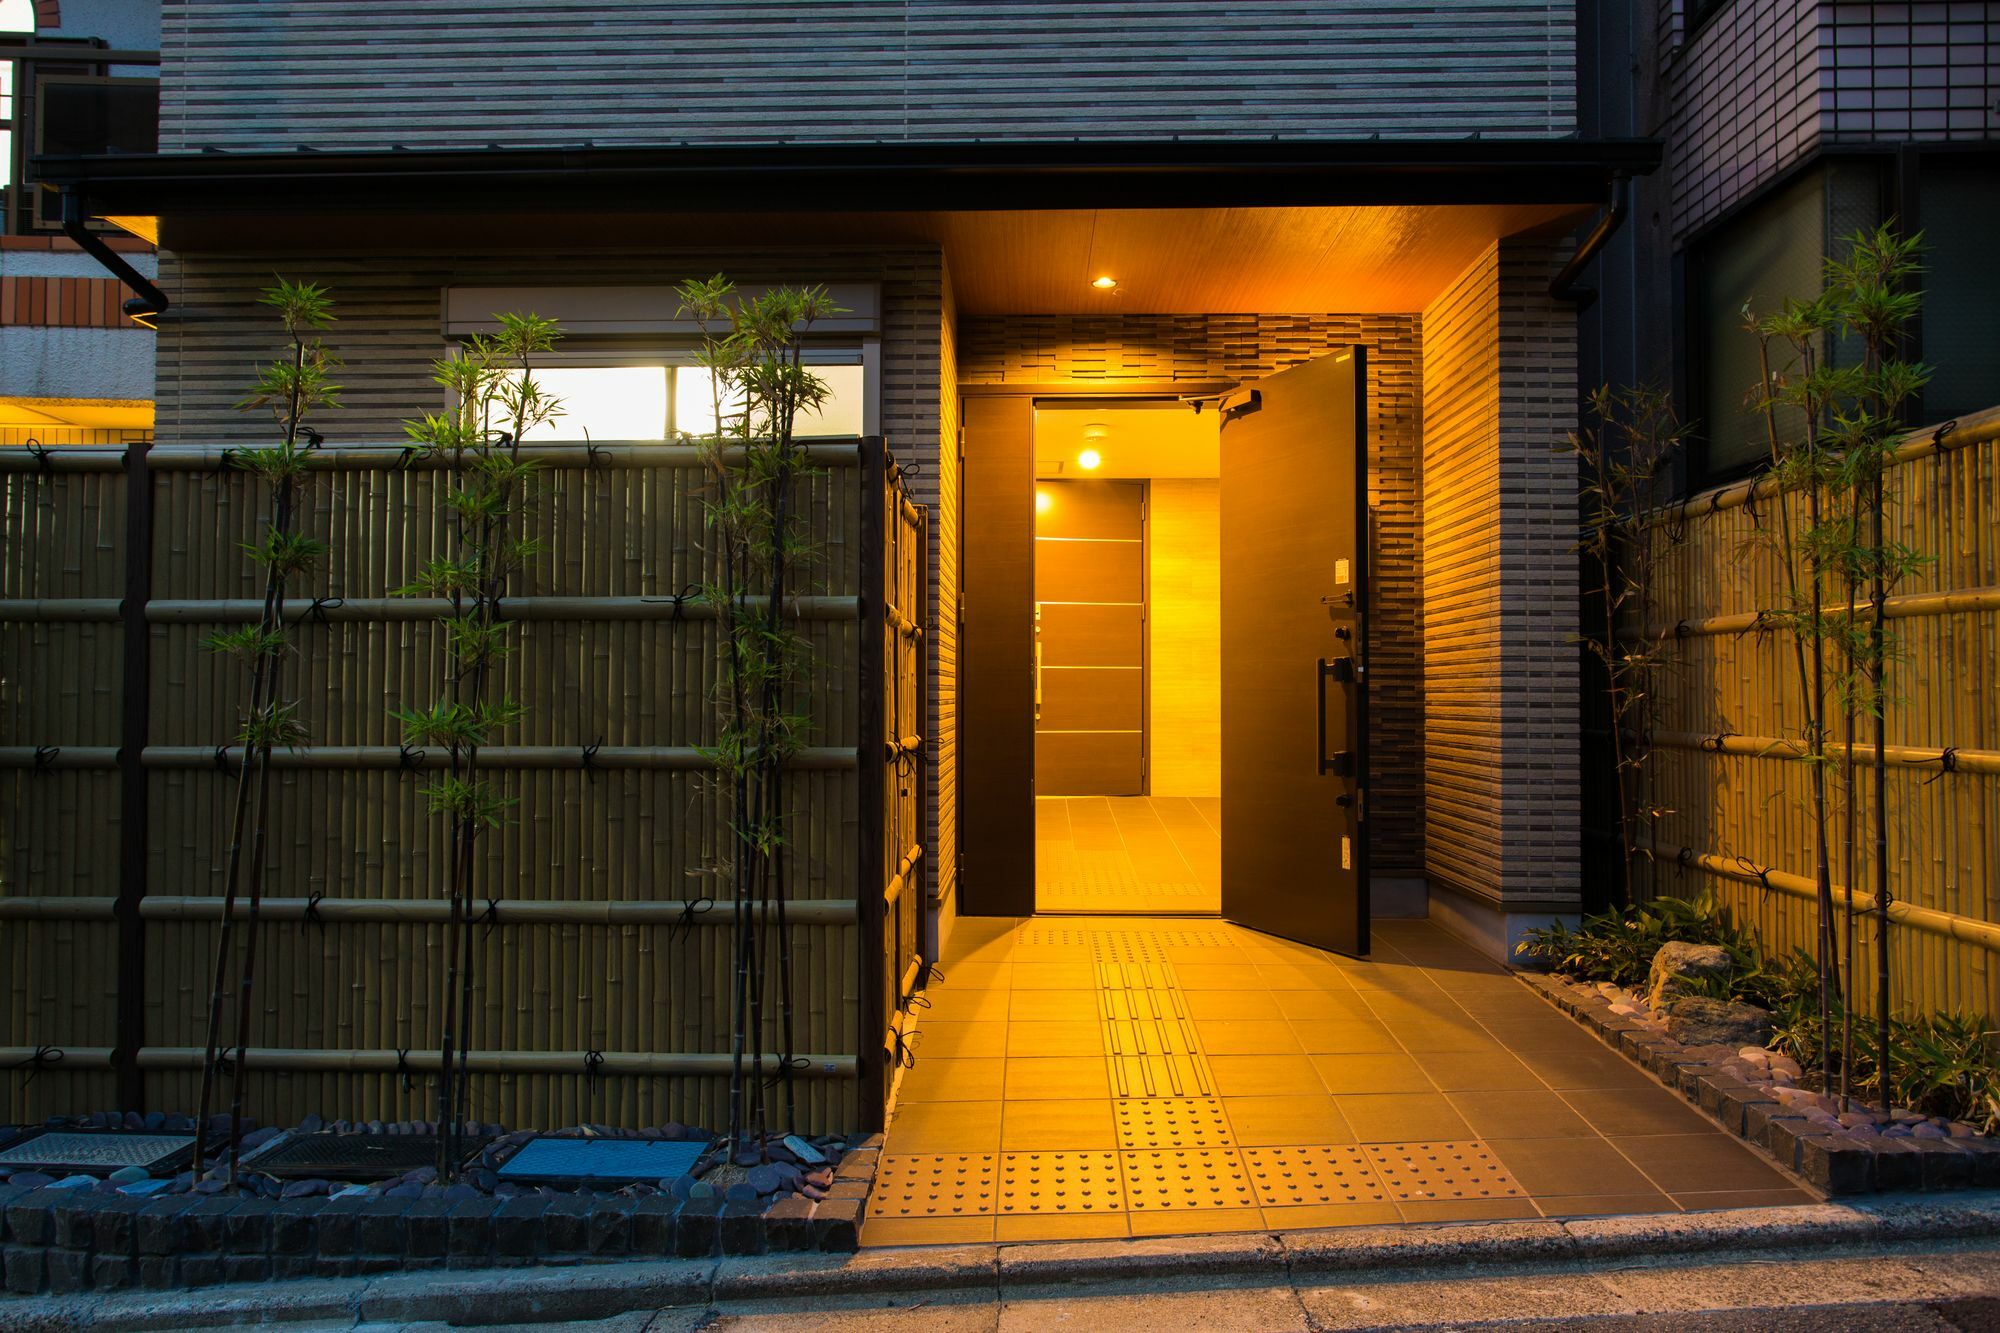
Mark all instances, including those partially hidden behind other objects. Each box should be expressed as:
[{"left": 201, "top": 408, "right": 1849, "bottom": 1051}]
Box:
[{"left": 160, "top": 200, "right": 1590, "bottom": 315}]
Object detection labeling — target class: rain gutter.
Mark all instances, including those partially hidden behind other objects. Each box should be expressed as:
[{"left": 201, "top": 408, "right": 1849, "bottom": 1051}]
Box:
[
  {"left": 1547, "top": 173, "right": 1631, "bottom": 307},
  {"left": 60, "top": 189, "right": 168, "bottom": 327}
]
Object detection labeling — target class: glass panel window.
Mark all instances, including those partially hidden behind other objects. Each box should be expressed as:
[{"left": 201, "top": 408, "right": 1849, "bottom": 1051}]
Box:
[
  {"left": 673, "top": 363, "right": 865, "bottom": 439},
  {"left": 501, "top": 359, "right": 867, "bottom": 442},
  {"left": 1918, "top": 164, "right": 2000, "bottom": 422},
  {"left": 1693, "top": 162, "right": 1881, "bottom": 480}
]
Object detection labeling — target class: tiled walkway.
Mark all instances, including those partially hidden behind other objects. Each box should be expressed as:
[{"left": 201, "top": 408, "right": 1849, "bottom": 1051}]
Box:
[
  {"left": 866, "top": 917, "right": 1814, "bottom": 1246},
  {"left": 1035, "top": 796, "right": 1221, "bottom": 914}
]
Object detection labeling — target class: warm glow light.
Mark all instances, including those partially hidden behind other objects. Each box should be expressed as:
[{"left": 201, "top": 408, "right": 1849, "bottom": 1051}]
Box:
[
  {"left": 1076, "top": 448, "right": 1102, "bottom": 471},
  {"left": 1035, "top": 489, "right": 1054, "bottom": 513},
  {"left": 1091, "top": 276, "right": 1118, "bottom": 290}
]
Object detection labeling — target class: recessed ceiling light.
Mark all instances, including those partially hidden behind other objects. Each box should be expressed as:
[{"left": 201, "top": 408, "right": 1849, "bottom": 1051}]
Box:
[
  {"left": 1091, "top": 276, "right": 1118, "bottom": 290},
  {"left": 1077, "top": 448, "right": 1102, "bottom": 471}
]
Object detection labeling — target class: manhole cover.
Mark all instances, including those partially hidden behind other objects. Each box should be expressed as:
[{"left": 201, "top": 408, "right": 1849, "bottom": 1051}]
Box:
[
  {"left": 0, "top": 1131, "right": 196, "bottom": 1177},
  {"left": 495, "top": 1138, "right": 706, "bottom": 1187},
  {"left": 255, "top": 1132, "right": 491, "bottom": 1181}
]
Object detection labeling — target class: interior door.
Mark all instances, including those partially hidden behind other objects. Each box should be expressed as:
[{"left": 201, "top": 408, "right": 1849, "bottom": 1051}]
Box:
[
  {"left": 1219, "top": 349, "right": 1369, "bottom": 956},
  {"left": 1035, "top": 480, "right": 1145, "bottom": 794}
]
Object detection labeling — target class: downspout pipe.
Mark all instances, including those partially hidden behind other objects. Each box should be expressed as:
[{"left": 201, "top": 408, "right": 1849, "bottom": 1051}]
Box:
[
  {"left": 1548, "top": 173, "right": 1630, "bottom": 308},
  {"left": 60, "top": 189, "right": 168, "bottom": 328}
]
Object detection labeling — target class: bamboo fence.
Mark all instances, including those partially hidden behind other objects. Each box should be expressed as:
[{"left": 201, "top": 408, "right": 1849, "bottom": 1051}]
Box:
[
  {"left": 1637, "top": 406, "right": 2000, "bottom": 1019},
  {"left": 0, "top": 437, "right": 923, "bottom": 1134}
]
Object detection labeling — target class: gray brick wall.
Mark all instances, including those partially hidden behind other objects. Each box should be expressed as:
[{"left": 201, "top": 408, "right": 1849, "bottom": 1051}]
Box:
[{"left": 157, "top": 1, "right": 1579, "bottom": 152}]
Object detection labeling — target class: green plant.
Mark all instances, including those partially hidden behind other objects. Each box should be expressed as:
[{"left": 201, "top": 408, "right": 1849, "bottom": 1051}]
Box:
[
  {"left": 1514, "top": 894, "right": 1755, "bottom": 988},
  {"left": 397, "top": 311, "right": 562, "bottom": 1177},
  {"left": 192, "top": 279, "right": 340, "bottom": 1187},
  {"left": 677, "top": 276, "right": 841, "bottom": 1154},
  {"left": 1568, "top": 386, "right": 1688, "bottom": 905}
]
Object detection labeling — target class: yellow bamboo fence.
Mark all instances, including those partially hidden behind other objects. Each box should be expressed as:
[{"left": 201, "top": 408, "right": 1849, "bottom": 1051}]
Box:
[
  {"left": 1637, "top": 405, "right": 2000, "bottom": 1020},
  {"left": 0, "top": 436, "right": 925, "bottom": 1135}
]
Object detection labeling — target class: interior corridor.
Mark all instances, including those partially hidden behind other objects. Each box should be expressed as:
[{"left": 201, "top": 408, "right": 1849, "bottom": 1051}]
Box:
[
  {"left": 1035, "top": 796, "right": 1221, "bottom": 915},
  {"left": 866, "top": 918, "right": 1813, "bottom": 1246}
]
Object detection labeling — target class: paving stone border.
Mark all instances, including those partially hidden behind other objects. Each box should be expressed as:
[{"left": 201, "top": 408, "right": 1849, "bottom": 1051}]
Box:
[
  {"left": 1518, "top": 971, "right": 2000, "bottom": 1197},
  {"left": 0, "top": 1138, "right": 882, "bottom": 1295}
]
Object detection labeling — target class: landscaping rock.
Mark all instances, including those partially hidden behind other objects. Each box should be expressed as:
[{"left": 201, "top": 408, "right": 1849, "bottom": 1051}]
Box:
[
  {"left": 1664, "top": 996, "right": 1776, "bottom": 1048},
  {"left": 1647, "top": 941, "right": 1733, "bottom": 1009}
]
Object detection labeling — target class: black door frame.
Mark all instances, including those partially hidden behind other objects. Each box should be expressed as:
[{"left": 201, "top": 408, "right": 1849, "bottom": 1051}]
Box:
[{"left": 955, "top": 381, "right": 1235, "bottom": 918}]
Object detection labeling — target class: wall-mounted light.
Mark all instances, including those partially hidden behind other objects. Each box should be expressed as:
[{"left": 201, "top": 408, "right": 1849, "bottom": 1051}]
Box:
[
  {"left": 1035, "top": 489, "right": 1054, "bottom": 513},
  {"left": 1091, "top": 276, "right": 1118, "bottom": 290},
  {"left": 1077, "top": 448, "right": 1102, "bottom": 471}
]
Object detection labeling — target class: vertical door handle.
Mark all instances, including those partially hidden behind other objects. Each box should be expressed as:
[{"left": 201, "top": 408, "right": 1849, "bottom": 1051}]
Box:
[
  {"left": 1317, "top": 657, "right": 1355, "bottom": 777},
  {"left": 1316, "top": 658, "right": 1331, "bottom": 775}
]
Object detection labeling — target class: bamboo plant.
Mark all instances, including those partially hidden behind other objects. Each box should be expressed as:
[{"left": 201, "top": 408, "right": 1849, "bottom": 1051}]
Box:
[
  {"left": 394, "top": 312, "right": 563, "bottom": 1176},
  {"left": 1746, "top": 225, "right": 1929, "bottom": 1106},
  {"left": 676, "top": 276, "right": 841, "bottom": 1157},
  {"left": 192, "top": 279, "right": 340, "bottom": 1186},
  {"left": 1569, "top": 385, "right": 1688, "bottom": 905}
]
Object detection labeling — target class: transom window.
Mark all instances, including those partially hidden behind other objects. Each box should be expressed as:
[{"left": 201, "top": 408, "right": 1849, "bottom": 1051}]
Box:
[{"left": 506, "top": 358, "right": 867, "bottom": 442}]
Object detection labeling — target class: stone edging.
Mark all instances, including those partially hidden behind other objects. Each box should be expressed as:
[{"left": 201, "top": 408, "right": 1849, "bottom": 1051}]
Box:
[
  {"left": 1517, "top": 971, "right": 2000, "bottom": 1196},
  {"left": 7, "top": 1193, "right": 2000, "bottom": 1329},
  {"left": 0, "top": 1142, "right": 883, "bottom": 1296}
]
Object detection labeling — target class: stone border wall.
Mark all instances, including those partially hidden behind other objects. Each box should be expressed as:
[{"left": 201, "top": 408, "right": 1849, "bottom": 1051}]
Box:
[{"left": 1520, "top": 973, "right": 2000, "bottom": 1197}]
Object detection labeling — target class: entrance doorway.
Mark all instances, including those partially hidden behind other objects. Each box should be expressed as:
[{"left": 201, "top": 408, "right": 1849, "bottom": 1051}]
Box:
[{"left": 959, "top": 350, "right": 1370, "bottom": 954}]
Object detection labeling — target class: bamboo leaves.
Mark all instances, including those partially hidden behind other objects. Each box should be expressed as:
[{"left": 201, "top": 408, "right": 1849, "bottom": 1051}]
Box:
[{"left": 396, "top": 310, "right": 564, "bottom": 1177}]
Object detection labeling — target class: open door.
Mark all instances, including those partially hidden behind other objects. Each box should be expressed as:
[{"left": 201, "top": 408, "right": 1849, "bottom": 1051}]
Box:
[{"left": 1219, "top": 350, "right": 1369, "bottom": 956}]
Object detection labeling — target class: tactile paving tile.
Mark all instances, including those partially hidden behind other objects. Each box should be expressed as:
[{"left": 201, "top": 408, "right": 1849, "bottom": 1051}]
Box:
[
  {"left": 1107, "top": 1052, "right": 1216, "bottom": 1099},
  {"left": 1121, "top": 1147, "right": 1257, "bottom": 1211},
  {"left": 1114, "top": 1097, "right": 1234, "bottom": 1149},
  {"left": 1242, "top": 1145, "right": 1392, "bottom": 1207},
  {"left": 997, "top": 1151, "right": 1126, "bottom": 1214},
  {"left": 1096, "top": 960, "right": 1178, "bottom": 993},
  {"left": 1365, "top": 1142, "right": 1524, "bottom": 1201},
  {"left": 867, "top": 1153, "right": 999, "bottom": 1218}
]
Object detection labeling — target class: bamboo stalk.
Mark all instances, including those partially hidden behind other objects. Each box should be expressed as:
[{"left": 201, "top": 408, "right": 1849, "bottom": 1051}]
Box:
[{"left": 1640, "top": 584, "right": 2000, "bottom": 640}]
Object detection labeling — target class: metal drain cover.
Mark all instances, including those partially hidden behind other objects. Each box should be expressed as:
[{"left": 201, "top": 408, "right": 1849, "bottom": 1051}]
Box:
[
  {"left": 255, "top": 1133, "right": 491, "bottom": 1181},
  {"left": 496, "top": 1138, "right": 705, "bottom": 1187},
  {"left": 0, "top": 1131, "right": 196, "bottom": 1177}
]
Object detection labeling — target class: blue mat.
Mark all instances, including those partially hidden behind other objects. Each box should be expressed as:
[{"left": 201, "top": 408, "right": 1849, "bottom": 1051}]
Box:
[{"left": 495, "top": 1137, "right": 706, "bottom": 1186}]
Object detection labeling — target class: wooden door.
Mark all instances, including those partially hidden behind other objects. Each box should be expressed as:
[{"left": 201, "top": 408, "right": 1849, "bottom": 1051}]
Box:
[
  {"left": 1218, "top": 350, "right": 1370, "bottom": 957},
  {"left": 1034, "top": 480, "right": 1145, "bottom": 794}
]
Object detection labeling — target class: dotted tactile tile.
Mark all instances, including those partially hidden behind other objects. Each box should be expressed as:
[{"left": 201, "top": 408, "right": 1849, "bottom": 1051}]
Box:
[
  {"left": 1114, "top": 1097, "right": 1234, "bottom": 1149},
  {"left": 1121, "top": 1148, "right": 1256, "bottom": 1211},
  {"left": 1242, "top": 1145, "right": 1391, "bottom": 1208},
  {"left": 867, "top": 1154, "right": 999, "bottom": 1218},
  {"left": 1365, "top": 1142, "right": 1524, "bottom": 1201},
  {"left": 997, "top": 1151, "right": 1127, "bottom": 1214}
]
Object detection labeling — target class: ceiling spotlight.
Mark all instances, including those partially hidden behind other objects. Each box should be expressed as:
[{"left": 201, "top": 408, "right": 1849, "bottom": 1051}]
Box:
[
  {"left": 1077, "top": 448, "right": 1102, "bottom": 471},
  {"left": 1091, "top": 276, "right": 1118, "bottom": 290}
]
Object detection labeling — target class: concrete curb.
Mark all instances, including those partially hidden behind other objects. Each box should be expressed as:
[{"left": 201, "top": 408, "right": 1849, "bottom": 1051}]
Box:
[{"left": 6, "top": 1192, "right": 1998, "bottom": 1328}]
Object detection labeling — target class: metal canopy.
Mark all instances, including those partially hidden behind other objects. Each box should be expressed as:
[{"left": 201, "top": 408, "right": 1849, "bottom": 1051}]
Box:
[{"left": 495, "top": 1138, "right": 706, "bottom": 1187}]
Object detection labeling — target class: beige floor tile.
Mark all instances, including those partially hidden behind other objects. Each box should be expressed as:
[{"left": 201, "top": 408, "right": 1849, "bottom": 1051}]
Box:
[
  {"left": 1336, "top": 1093, "right": 1474, "bottom": 1143},
  {"left": 860, "top": 1215, "right": 996, "bottom": 1246},
  {"left": 1536, "top": 1192, "right": 1680, "bottom": 1218},
  {"left": 1559, "top": 1086, "right": 1718, "bottom": 1136},
  {"left": 1009, "top": 961, "right": 1098, "bottom": 989},
  {"left": 935, "top": 961, "right": 1011, "bottom": 991},
  {"left": 1001, "top": 1099, "right": 1118, "bottom": 1150},
  {"left": 1420, "top": 1050, "right": 1545, "bottom": 1091},
  {"left": 1262, "top": 1201, "right": 1403, "bottom": 1230},
  {"left": 918, "top": 1020, "right": 1008, "bottom": 1059},
  {"left": 1289, "top": 1018, "right": 1403, "bottom": 1055},
  {"left": 1222, "top": 1094, "right": 1356, "bottom": 1147},
  {"left": 1311, "top": 1053, "right": 1435, "bottom": 1095},
  {"left": 1194, "top": 1018, "right": 1305, "bottom": 1055},
  {"left": 1396, "top": 1197, "right": 1543, "bottom": 1223},
  {"left": 1208, "top": 1053, "right": 1330, "bottom": 1097},
  {"left": 1275, "top": 989, "right": 1379, "bottom": 1023},
  {"left": 1609, "top": 1133, "right": 1800, "bottom": 1194},
  {"left": 1378, "top": 1018, "right": 1497, "bottom": 1053},
  {"left": 923, "top": 988, "right": 1013, "bottom": 1023},
  {"left": 1004, "top": 1056, "right": 1110, "bottom": 1100},
  {"left": 1125, "top": 1207, "right": 1268, "bottom": 1237},
  {"left": 1481, "top": 1017, "right": 1607, "bottom": 1052},
  {"left": 1672, "top": 1186, "right": 1819, "bottom": 1210},
  {"left": 1484, "top": 1135, "right": 1658, "bottom": 1196},
  {"left": 1010, "top": 988, "right": 1101, "bottom": 1022},
  {"left": 1185, "top": 990, "right": 1287, "bottom": 1020},
  {"left": 1519, "top": 1044, "right": 1659, "bottom": 1090},
  {"left": 1444, "top": 1089, "right": 1596, "bottom": 1139},
  {"left": 1255, "top": 962, "right": 1350, "bottom": 990},
  {"left": 887, "top": 1100, "right": 1005, "bottom": 1153},
  {"left": 1172, "top": 963, "right": 1262, "bottom": 990},
  {"left": 897, "top": 1056, "right": 1007, "bottom": 1102},
  {"left": 1006, "top": 1021, "right": 1104, "bottom": 1057},
  {"left": 995, "top": 1211, "right": 1131, "bottom": 1242}
]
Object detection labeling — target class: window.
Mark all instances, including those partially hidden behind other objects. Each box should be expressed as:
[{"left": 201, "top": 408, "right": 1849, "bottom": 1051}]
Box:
[
  {"left": 506, "top": 360, "right": 868, "bottom": 442},
  {"left": 1690, "top": 161, "right": 1883, "bottom": 480},
  {"left": 1917, "top": 162, "right": 2000, "bottom": 423}
]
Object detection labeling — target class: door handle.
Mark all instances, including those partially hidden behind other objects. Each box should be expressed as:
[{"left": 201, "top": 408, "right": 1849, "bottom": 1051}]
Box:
[{"left": 1317, "top": 657, "right": 1357, "bottom": 777}]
